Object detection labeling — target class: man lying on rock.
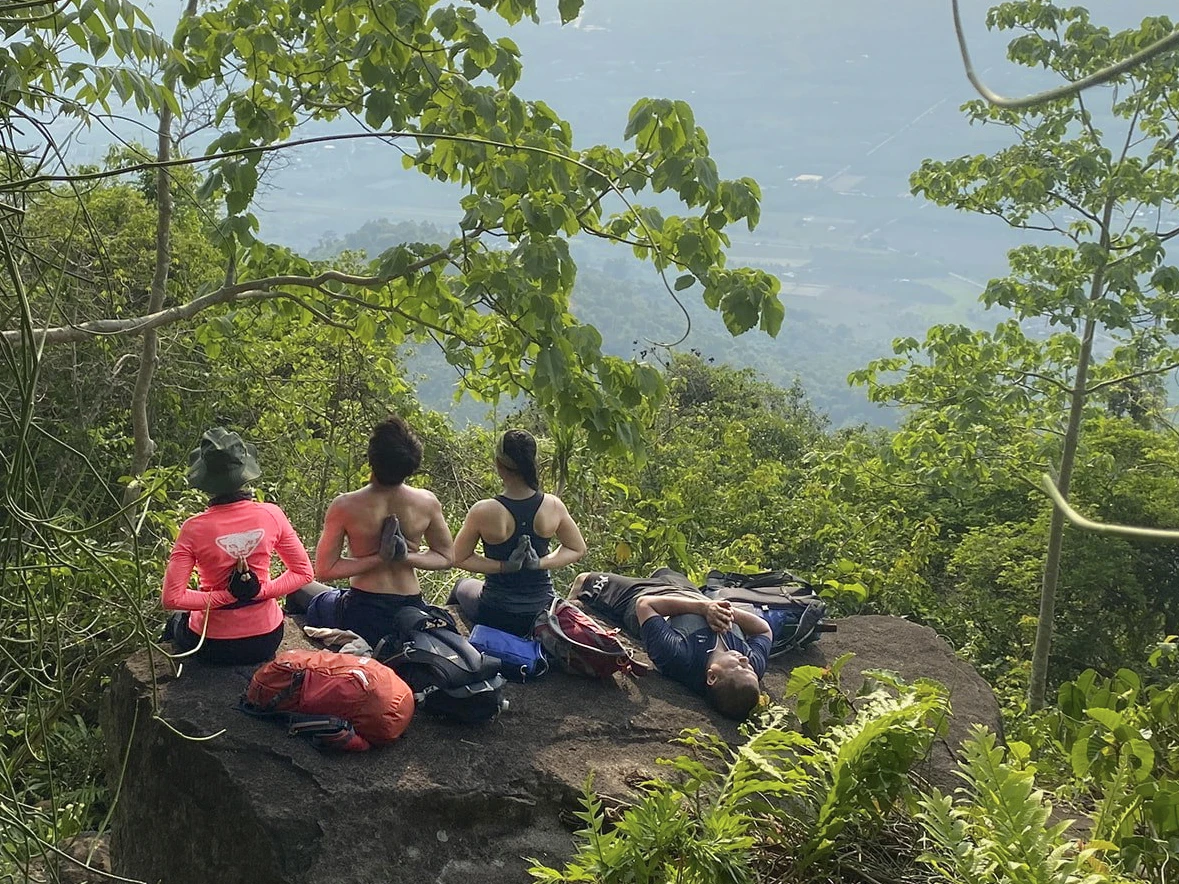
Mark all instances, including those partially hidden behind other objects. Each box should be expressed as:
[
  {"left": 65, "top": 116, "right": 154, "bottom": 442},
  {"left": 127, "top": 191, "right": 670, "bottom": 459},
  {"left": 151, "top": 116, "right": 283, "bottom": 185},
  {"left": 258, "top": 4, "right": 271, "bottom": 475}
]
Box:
[
  {"left": 569, "top": 568, "right": 771, "bottom": 720},
  {"left": 287, "top": 415, "right": 455, "bottom": 646}
]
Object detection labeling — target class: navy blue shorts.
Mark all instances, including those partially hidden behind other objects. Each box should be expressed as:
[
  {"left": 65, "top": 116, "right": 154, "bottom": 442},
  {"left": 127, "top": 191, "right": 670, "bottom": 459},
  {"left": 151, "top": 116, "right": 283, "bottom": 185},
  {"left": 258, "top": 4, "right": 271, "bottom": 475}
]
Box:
[{"left": 303, "top": 587, "right": 426, "bottom": 647}]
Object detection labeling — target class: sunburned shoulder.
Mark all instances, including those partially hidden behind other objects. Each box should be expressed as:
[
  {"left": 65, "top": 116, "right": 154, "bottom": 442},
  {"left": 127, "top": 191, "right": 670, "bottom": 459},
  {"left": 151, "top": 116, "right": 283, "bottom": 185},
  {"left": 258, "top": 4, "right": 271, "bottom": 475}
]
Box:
[
  {"left": 329, "top": 488, "right": 370, "bottom": 510},
  {"left": 334, "top": 483, "right": 439, "bottom": 512}
]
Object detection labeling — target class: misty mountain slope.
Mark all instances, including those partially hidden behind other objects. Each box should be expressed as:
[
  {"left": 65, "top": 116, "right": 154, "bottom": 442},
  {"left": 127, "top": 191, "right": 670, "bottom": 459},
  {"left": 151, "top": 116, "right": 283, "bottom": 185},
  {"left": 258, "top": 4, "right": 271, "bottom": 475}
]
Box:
[{"left": 148, "top": 0, "right": 1169, "bottom": 424}]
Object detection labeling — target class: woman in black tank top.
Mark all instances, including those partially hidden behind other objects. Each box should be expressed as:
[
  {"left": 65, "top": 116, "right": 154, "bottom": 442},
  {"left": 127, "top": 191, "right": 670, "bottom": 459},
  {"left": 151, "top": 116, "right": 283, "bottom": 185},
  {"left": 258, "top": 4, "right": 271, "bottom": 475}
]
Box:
[{"left": 448, "top": 430, "right": 588, "bottom": 636}]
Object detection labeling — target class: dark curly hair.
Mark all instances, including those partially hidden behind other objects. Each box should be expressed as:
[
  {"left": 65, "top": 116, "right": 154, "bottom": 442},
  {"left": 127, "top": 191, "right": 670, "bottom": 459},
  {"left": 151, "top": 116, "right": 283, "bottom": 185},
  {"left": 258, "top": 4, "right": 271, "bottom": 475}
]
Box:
[
  {"left": 368, "top": 415, "right": 422, "bottom": 486},
  {"left": 495, "top": 429, "right": 539, "bottom": 491}
]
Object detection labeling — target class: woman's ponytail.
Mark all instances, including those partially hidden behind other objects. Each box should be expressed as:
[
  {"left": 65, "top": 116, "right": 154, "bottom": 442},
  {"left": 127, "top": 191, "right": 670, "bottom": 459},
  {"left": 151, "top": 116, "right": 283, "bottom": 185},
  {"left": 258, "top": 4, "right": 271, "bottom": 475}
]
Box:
[{"left": 496, "top": 429, "right": 540, "bottom": 491}]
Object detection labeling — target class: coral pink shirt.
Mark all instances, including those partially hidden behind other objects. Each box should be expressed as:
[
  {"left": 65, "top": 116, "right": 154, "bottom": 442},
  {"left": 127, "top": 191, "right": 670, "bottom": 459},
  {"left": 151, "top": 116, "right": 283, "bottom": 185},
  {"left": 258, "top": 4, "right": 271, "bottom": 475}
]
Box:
[{"left": 162, "top": 500, "right": 314, "bottom": 640}]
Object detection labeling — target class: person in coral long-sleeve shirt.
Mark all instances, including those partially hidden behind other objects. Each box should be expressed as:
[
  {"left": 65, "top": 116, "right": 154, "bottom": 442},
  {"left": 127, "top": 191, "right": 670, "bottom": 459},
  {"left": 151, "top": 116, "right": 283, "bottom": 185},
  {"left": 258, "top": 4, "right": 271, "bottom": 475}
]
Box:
[{"left": 162, "top": 428, "right": 314, "bottom": 665}]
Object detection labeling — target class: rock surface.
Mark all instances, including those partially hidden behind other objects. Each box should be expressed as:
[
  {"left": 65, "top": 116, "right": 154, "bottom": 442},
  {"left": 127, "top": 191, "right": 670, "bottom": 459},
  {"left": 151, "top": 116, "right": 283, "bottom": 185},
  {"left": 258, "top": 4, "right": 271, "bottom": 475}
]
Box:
[{"left": 101, "top": 614, "right": 1001, "bottom": 884}]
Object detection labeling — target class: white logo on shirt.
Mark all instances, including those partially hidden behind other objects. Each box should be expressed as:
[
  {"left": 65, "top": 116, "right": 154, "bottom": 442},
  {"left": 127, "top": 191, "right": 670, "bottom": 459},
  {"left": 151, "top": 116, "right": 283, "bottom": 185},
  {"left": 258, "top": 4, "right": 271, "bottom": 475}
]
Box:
[{"left": 215, "top": 529, "right": 264, "bottom": 559}]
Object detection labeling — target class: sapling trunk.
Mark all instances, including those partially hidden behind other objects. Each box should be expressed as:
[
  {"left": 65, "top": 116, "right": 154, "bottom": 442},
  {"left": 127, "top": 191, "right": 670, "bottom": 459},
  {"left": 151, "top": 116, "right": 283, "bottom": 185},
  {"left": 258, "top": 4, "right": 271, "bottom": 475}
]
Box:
[{"left": 1028, "top": 196, "right": 1114, "bottom": 710}]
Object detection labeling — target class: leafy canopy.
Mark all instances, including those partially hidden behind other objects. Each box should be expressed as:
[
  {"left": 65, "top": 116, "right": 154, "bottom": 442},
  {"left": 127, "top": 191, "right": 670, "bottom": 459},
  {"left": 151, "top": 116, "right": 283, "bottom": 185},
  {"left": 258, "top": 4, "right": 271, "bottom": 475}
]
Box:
[{"left": 163, "top": 0, "right": 783, "bottom": 456}]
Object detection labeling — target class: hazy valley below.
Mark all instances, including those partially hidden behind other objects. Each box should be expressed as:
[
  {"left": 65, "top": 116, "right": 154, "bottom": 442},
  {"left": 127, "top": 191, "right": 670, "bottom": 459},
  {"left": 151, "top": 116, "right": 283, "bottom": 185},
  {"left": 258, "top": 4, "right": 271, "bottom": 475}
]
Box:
[{"left": 126, "top": 0, "right": 1169, "bottom": 424}]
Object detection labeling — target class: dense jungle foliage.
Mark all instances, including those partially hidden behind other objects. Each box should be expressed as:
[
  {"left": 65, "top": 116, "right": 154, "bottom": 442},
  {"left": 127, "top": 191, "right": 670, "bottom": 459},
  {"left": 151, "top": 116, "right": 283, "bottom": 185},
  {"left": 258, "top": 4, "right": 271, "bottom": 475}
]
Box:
[{"left": 4, "top": 0, "right": 1179, "bottom": 881}]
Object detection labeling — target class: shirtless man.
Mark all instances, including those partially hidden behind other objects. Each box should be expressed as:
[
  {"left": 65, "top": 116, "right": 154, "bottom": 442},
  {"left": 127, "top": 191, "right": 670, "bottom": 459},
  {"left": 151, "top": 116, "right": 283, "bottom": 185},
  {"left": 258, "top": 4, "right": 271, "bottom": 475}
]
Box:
[{"left": 291, "top": 415, "right": 454, "bottom": 645}]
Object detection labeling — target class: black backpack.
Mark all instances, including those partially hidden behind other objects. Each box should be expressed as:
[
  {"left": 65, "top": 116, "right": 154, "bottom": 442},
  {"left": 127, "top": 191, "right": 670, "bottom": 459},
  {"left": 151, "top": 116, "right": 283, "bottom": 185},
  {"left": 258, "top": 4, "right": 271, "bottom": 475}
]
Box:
[
  {"left": 703, "top": 570, "right": 833, "bottom": 657},
  {"left": 373, "top": 605, "right": 507, "bottom": 724}
]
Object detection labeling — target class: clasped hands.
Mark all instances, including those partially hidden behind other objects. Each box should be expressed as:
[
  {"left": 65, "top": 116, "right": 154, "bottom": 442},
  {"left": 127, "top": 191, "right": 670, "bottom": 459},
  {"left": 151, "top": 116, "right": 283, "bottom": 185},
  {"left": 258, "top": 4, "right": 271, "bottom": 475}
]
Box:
[
  {"left": 378, "top": 515, "right": 410, "bottom": 563},
  {"left": 502, "top": 534, "right": 540, "bottom": 573},
  {"left": 228, "top": 556, "right": 261, "bottom": 601},
  {"left": 705, "top": 599, "right": 735, "bottom": 634}
]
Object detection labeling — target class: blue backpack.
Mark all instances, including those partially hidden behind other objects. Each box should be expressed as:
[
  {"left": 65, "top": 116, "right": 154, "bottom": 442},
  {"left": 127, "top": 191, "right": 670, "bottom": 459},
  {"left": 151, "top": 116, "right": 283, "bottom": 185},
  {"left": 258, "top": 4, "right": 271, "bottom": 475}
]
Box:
[{"left": 468, "top": 624, "right": 548, "bottom": 683}]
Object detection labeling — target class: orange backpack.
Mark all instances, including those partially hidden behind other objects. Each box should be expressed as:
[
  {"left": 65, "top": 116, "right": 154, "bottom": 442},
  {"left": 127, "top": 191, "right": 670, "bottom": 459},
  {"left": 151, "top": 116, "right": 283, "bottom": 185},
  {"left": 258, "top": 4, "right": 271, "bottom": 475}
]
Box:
[{"left": 243, "top": 649, "right": 414, "bottom": 750}]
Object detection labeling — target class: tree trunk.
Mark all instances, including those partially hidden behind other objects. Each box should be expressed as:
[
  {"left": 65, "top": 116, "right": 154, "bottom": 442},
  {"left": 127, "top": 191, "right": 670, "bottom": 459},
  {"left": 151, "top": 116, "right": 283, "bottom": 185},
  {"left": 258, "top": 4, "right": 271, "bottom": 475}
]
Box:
[
  {"left": 122, "top": 1, "right": 195, "bottom": 522},
  {"left": 128, "top": 108, "right": 173, "bottom": 474},
  {"left": 1028, "top": 197, "right": 1114, "bottom": 710}
]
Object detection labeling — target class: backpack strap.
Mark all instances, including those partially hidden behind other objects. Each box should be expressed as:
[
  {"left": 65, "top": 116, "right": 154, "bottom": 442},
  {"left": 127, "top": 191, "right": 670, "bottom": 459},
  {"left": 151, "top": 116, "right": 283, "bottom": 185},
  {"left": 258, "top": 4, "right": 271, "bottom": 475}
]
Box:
[
  {"left": 370, "top": 633, "right": 406, "bottom": 664},
  {"left": 705, "top": 569, "right": 810, "bottom": 590},
  {"left": 249, "top": 669, "right": 305, "bottom": 714},
  {"left": 707, "top": 584, "right": 819, "bottom": 606},
  {"left": 544, "top": 598, "right": 650, "bottom": 675},
  {"left": 388, "top": 604, "right": 459, "bottom": 643},
  {"left": 238, "top": 699, "right": 370, "bottom": 750}
]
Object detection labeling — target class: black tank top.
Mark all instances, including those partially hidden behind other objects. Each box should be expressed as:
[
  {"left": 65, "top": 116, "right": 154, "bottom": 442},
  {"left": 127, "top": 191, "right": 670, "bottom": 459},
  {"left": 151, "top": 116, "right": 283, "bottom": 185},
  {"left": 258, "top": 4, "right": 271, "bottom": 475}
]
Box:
[{"left": 481, "top": 492, "right": 554, "bottom": 615}]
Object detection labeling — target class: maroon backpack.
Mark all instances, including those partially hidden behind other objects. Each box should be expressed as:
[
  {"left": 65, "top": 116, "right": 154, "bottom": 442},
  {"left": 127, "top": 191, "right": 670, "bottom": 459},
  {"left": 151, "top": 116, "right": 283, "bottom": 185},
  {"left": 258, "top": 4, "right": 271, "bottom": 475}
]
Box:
[{"left": 533, "top": 598, "right": 649, "bottom": 679}]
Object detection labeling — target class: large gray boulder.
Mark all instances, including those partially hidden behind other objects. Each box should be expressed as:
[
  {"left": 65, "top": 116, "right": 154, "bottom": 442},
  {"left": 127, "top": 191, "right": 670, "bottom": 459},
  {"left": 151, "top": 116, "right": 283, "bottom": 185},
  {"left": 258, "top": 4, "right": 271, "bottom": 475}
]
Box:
[{"left": 101, "top": 614, "right": 1000, "bottom": 884}]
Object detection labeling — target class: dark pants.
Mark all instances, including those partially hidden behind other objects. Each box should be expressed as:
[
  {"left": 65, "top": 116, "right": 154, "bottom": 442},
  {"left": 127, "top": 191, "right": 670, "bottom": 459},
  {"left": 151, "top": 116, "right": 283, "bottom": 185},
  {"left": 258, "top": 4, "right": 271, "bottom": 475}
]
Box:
[
  {"left": 286, "top": 581, "right": 338, "bottom": 617},
  {"left": 573, "top": 570, "right": 706, "bottom": 637},
  {"left": 448, "top": 578, "right": 544, "bottom": 638},
  {"left": 290, "top": 582, "right": 425, "bottom": 647},
  {"left": 166, "top": 612, "right": 284, "bottom": 665}
]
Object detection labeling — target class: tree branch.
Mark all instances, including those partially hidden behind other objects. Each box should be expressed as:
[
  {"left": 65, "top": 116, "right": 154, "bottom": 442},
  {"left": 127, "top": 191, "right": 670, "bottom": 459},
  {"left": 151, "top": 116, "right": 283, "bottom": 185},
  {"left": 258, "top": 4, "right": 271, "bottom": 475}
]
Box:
[
  {"left": 126, "top": 32, "right": 183, "bottom": 490},
  {"left": 1040, "top": 473, "right": 1179, "bottom": 541},
  {"left": 1012, "top": 369, "right": 1074, "bottom": 395},
  {"left": 2, "top": 252, "right": 452, "bottom": 346},
  {"left": 0, "top": 0, "right": 72, "bottom": 14},
  {"left": 0, "top": 128, "right": 610, "bottom": 194},
  {"left": 953, "top": 0, "right": 1179, "bottom": 109},
  {"left": 1085, "top": 361, "right": 1179, "bottom": 395},
  {"left": 237, "top": 290, "right": 353, "bottom": 330},
  {"left": 1045, "top": 190, "right": 1101, "bottom": 227}
]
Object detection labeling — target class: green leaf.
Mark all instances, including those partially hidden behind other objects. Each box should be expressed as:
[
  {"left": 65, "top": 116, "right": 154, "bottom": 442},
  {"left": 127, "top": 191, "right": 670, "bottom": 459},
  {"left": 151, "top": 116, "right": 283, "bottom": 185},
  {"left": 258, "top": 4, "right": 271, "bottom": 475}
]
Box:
[
  {"left": 1085, "top": 706, "right": 1123, "bottom": 731},
  {"left": 1151, "top": 784, "right": 1179, "bottom": 834},
  {"left": 557, "top": 0, "right": 584, "bottom": 24},
  {"left": 1071, "top": 733, "right": 1093, "bottom": 777},
  {"left": 623, "top": 99, "right": 653, "bottom": 141},
  {"left": 355, "top": 312, "right": 376, "bottom": 343},
  {"left": 1125, "top": 739, "right": 1155, "bottom": 782},
  {"left": 841, "top": 582, "right": 869, "bottom": 601},
  {"left": 785, "top": 665, "right": 827, "bottom": 697},
  {"left": 692, "top": 157, "right": 719, "bottom": 194},
  {"left": 759, "top": 293, "right": 784, "bottom": 337}
]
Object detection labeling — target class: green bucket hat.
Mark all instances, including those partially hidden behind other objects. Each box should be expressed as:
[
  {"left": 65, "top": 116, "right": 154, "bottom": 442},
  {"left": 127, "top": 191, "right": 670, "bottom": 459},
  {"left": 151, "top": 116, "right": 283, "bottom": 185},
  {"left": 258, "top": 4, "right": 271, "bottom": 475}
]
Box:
[{"left": 186, "top": 427, "right": 261, "bottom": 495}]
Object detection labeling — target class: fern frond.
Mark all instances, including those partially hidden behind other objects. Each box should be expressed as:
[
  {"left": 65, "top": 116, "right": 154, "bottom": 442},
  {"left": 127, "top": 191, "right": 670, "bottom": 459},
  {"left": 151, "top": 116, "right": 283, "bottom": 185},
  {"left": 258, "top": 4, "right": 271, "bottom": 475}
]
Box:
[
  {"left": 1089, "top": 752, "right": 1141, "bottom": 846},
  {"left": 917, "top": 728, "right": 1148, "bottom": 884},
  {"left": 796, "top": 687, "right": 949, "bottom": 870}
]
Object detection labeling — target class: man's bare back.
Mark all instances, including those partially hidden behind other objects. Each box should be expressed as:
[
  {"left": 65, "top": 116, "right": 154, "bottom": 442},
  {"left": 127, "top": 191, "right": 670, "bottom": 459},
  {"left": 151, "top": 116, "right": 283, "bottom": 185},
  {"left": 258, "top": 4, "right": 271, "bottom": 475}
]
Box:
[{"left": 314, "top": 482, "right": 453, "bottom": 595}]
